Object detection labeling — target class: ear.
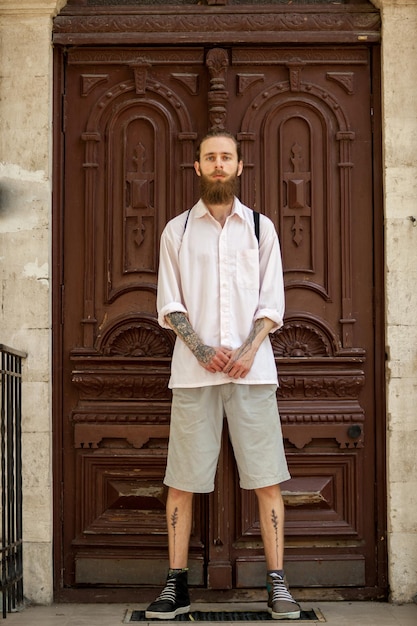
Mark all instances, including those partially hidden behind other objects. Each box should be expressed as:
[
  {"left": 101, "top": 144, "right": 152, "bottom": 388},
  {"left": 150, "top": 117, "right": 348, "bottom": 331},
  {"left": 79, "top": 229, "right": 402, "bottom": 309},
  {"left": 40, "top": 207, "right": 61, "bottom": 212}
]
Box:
[
  {"left": 194, "top": 161, "right": 201, "bottom": 176},
  {"left": 237, "top": 160, "right": 243, "bottom": 177}
]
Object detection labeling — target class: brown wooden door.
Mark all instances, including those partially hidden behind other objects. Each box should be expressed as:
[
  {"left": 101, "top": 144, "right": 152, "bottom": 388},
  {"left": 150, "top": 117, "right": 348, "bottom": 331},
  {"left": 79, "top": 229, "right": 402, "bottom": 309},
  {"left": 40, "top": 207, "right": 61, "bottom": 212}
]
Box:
[{"left": 55, "top": 42, "right": 384, "bottom": 598}]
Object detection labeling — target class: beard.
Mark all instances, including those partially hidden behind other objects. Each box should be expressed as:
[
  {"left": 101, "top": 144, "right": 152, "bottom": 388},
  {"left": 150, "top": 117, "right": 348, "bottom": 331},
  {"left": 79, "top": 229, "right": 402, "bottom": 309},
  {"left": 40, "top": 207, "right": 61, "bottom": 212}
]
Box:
[{"left": 199, "top": 170, "right": 240, "bottom": 206}]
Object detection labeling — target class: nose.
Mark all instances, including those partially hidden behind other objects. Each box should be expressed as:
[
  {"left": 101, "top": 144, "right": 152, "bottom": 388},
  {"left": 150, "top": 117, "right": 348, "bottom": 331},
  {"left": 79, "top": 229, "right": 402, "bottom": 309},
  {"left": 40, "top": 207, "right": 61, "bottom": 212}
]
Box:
[{"left": 214, "top": 156, "right": 224, "bottom": 169}]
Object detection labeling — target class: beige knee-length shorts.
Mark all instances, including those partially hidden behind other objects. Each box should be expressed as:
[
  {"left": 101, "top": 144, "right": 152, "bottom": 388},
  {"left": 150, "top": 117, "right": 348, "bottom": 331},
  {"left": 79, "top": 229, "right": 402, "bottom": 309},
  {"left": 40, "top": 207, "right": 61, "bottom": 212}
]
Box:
[{"left": 164, "top": 383, "right": 290, "bottom": 493}]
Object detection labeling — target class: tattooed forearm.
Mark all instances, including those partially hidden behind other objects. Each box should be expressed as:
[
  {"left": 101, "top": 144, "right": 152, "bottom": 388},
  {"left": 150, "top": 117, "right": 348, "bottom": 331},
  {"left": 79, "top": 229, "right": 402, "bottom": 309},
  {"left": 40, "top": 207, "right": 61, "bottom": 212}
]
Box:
[
  {"left": 233, "top": 318, "right": 265, "bottom": 361},
  {"left": 271, "top": 508, "right": 279, "bottom": 568},
  {"left": 166, "top": 311, "right": 215, "bottom": 364}
]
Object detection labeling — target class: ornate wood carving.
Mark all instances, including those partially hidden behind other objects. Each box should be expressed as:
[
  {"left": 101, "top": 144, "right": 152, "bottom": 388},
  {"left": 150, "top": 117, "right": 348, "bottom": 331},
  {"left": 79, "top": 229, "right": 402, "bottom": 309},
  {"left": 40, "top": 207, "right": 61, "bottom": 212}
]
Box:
[
  {"left": 273, "top": 324, "right": 329, "bottom": 358},
  {"left": 54, "top": 7, "right": 381, "bottom": 46},
  {"left": 131, "top": 59, "right": 150, "bottom": 94},
  {"left": 81, "top": 73, "right": 109, "bottom": 96},
  {"left": 68, "top": 48, "right": 205, "bottom": 66},
  {"left": 77, "top": 71, "right": 195, "bottom": 347},
  {"left": 238, "top": 453, "right": 361, "bottom": 539},
  {"left": 278, "top": 375, "right": 365, "bottom": 399},
  {"left": 283, "top": 423, "right": 364, "bottom": 450},
  {"left": 72, "top": 409, "right": 171, "bottom": 425},
  {"left": 288, "top": 63, "right": 304, "bottom": 92},
  {"left": 240, "top": 72, "right": 359, "bottom": 346},
  {"left": 206, "top": 48, "right": 229, "bottom": 130},
  {"left": 56, "top": 24, "right": 382, "bottom": 591},
  {"left": 76, "top": 453, "right": 169, "bottom": 537},
  {"left": 326, "top": 71, "right": 355, "bottom": 95},
  {"left": 283, "top": 454, "right": 362, "bottom": 535},
  {"left": 271, "top": 316, "right": 365, "bottom": 449},
  {"left": 171, "top": 72, "right": 199, "bottom": 95},
  {"left": 236, "top": 73, "right": 264, "bottom": 95},
  {"left": 101, "top": 320, "right": 174, "bottom": 357},
  {"left": 125, "top": 139, "right": 155, "bottom": 266},
  {"left": 71, "top": 318, "right": 174, "bottom": 406},
  {"left": 283, "top": 143, "right": 311, "bottom": 248},
  {"left": 233, "top": 47, "right": 369, "bottom": 66},
  {"left": 73, "top": 424, "right": 169, "bottom": 449},
  {"left": 71, "top": 370, "right": 171, "bottom": 400}
]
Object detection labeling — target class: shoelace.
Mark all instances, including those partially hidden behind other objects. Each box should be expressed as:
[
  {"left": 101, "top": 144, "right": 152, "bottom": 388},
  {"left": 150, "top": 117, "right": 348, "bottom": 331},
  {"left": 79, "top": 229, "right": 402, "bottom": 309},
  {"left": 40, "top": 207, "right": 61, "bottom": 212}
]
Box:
[
  {"left": 270, "top": 575, "right": 296, "bottom": 604},
  {"left": 155, "top": 577, "right": 177, "bottom": 603}
]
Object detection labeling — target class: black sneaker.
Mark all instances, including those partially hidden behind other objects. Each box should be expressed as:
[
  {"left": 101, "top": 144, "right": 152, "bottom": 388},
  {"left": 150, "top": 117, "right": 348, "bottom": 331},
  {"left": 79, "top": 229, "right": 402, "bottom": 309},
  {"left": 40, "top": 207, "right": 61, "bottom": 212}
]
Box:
[
  {"left": 267, "top": 572, "right": 301, "bottom": 620},
  {"left": 145, "top": 570, "right": 191, "bottom": 620}
]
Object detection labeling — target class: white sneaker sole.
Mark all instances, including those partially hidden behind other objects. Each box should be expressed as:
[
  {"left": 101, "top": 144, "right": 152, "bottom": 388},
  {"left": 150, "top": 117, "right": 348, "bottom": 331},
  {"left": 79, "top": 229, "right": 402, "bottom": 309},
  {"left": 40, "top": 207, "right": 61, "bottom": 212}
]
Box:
[
  {"left": 268, "top": 606, "right": 301, "bottom": 620},
  {"left": 145, "top": 605, "right": 191, "bottom": 620}
]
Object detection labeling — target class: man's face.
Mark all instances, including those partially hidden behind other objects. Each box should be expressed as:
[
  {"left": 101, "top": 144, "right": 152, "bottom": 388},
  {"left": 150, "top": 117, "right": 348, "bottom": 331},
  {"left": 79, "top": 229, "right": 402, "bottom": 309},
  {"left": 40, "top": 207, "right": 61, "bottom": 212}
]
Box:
[{"left": 194, "top": 136, "right": 243, "bottom": 205}]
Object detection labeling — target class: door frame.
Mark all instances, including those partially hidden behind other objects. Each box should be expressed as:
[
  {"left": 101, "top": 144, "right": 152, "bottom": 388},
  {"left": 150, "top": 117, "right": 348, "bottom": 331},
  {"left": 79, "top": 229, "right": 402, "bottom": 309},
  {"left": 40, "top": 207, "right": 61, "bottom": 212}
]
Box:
[{"left": 52, "top": 0, "right": 386, "bottom": 602}]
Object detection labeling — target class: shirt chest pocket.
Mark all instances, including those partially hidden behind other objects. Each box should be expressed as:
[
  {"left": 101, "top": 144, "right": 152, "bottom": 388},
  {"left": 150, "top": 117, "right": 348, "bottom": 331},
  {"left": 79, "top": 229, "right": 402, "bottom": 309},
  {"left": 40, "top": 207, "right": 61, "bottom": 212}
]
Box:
[{"left": 236, "top": 249, "right": 259, "bottom": 290}]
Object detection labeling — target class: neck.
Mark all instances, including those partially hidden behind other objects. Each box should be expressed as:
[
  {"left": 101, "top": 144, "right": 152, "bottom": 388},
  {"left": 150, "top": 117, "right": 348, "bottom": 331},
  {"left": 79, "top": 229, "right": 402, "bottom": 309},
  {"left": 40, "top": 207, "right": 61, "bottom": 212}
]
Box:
[{"left": 204, "top": 199, "right": 234, "bottom": 226}]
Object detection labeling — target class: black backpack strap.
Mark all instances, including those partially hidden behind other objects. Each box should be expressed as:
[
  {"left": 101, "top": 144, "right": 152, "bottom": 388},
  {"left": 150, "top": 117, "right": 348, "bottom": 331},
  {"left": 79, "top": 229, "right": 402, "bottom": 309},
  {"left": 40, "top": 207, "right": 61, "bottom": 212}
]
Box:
[
  {"left": 253, "top": 210, "right": 260, "bottom": 244},
  {"left": 183, "top": 208, "right": 191, "bottom": 234}
]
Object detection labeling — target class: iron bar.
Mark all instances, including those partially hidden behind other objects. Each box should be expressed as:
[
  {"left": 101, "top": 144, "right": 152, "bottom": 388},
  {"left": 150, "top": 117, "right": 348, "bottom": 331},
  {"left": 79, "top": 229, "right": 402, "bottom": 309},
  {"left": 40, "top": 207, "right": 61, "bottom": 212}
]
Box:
[{"left": 0, "top": 345, "right": 26, "bottom": 618}]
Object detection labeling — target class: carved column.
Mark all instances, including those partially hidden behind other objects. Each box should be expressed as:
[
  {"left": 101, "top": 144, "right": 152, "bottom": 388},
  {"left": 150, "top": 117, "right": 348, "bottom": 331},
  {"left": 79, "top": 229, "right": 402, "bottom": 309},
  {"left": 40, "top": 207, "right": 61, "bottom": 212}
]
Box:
[{"left": 206, "top": 48, "right": 229, "bottom": 130}]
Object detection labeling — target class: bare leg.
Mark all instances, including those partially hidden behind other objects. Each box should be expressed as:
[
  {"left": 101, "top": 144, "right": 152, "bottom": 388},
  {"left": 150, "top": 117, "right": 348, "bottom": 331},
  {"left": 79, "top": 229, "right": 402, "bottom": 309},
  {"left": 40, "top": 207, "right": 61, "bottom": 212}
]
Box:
[
  {"left": 255, "top": 484, "right": 285, "bottom": 570},
  {"left": 166, "top": 487, "right": 194, "bottom": 569}
]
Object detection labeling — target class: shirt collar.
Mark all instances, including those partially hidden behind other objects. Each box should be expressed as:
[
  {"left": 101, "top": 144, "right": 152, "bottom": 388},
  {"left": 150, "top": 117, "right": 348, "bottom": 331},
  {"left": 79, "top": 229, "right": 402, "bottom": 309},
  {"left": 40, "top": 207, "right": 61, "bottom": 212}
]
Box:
[{"left": 194, "top": 197, "right": 245, "bottom": 220}]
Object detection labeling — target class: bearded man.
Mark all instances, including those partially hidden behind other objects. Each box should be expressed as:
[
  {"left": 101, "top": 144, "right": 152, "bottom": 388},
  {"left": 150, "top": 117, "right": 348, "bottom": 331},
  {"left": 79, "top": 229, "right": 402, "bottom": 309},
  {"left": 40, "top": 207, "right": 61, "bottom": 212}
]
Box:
[{"left": 145, "top": 130, "right": 300, "bottom": 620}]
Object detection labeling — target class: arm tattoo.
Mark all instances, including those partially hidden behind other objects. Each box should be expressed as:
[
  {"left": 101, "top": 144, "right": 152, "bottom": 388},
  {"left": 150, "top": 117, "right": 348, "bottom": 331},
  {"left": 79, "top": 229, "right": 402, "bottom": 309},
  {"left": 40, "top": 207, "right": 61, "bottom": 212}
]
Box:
[
  {"left": 233, "top": 318, "right": 265, "bottom": 360},
  {"left": 166, "top": 311, "right": 215, "bottom": 364}
]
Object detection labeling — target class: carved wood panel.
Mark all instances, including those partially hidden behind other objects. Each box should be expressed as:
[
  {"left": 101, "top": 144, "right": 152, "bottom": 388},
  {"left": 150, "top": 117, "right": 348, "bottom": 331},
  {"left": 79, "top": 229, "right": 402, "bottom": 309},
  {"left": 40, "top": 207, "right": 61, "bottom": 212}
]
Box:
[{"left": 57, "top": 36, "right": 382, "bottom": 598}]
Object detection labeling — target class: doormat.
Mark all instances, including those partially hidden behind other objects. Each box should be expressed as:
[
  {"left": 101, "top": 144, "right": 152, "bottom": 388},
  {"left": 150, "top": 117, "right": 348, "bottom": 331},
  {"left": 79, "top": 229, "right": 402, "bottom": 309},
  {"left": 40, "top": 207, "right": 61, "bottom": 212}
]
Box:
[{"left": 125, "top": 608, "right": 325, "bottom": 622}]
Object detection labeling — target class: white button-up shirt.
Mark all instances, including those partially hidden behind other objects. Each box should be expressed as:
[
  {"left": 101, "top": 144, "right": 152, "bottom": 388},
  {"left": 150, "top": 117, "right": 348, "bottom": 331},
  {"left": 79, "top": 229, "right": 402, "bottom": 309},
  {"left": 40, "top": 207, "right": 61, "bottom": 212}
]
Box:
[{"left": 157, "top": 198, "right": 285, "bottom": 388}]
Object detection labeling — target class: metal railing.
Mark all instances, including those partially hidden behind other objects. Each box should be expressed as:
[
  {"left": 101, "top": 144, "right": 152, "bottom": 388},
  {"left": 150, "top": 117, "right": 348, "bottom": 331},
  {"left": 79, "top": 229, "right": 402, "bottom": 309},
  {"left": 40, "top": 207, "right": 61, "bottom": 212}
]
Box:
[{"left": 0, "top": 345, "right": 26, "bottom": 618}]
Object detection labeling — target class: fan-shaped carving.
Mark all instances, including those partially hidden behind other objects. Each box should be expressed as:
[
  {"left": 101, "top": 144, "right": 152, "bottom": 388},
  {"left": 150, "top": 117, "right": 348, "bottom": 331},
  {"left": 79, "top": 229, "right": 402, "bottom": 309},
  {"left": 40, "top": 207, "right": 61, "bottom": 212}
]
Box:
[
  {"left": 272, "top": 322, "right": 331, "bottom": 357},
  {"left": 103, "top": 322, "right": 174, "bottom": 357}
]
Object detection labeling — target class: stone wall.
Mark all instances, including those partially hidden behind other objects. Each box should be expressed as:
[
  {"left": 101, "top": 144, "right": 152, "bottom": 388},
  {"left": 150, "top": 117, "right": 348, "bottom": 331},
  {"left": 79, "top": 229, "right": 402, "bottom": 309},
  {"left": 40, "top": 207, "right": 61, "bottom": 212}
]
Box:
[
  {"left": 0, "top": 0, "right": 415, "bottom": 606},
  {"left": 371, "top": 0, "right": 417, "bottom": 604},
  {"left": 0, "top": 0, "right": 65, "bottom": 605}
]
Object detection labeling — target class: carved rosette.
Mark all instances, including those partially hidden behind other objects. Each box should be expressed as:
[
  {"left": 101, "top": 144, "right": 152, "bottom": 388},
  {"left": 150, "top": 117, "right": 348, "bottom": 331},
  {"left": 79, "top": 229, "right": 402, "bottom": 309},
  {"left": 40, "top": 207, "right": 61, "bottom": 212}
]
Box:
[
  {"left": 272, "top": 321, "right": 332, "bottom": 357},
  {"left": 101, "top": 321, "right": 174, "bottom": 357},
  {"left": 272, "top": 317, "right": 366, "bottom": 449},
  {"left": 71, "top": 317, "right": 175, "bottom": 404}
]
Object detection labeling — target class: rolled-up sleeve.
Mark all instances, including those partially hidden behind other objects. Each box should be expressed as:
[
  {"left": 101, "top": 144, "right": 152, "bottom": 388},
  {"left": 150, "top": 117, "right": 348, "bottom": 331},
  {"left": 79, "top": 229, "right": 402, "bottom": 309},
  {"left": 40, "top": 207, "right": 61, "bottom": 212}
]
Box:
[
  {"left": 157, "top": 226, "right": 188, "bottom": 329},
  {"left": 254, "top": 216, "right": 285, "bottom": 333}
]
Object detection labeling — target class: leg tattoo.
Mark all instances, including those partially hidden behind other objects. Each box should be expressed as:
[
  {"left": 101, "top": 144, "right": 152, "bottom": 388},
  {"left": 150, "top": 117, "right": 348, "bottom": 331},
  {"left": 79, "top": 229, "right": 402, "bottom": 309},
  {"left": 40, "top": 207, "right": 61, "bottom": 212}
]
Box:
[
  {"left": 271, "top": 509, "right": 279, "bottom": 567},
  {"left": 170, "top": 507, "right": 179, "bottom": 563}
]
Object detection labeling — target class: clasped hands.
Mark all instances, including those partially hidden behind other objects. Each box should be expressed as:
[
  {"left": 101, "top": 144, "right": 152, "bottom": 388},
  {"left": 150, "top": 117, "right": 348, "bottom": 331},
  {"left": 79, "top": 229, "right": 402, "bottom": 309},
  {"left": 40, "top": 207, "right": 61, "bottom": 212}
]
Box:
[{"left": 200, "top": 345, "right": 255, "bottom": 379}]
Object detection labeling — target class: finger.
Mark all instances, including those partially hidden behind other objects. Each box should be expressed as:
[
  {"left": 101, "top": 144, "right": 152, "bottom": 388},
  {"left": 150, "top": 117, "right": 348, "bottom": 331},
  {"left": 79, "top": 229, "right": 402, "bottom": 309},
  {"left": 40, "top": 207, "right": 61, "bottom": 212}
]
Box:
[
  {"left": 217, "top": 350, "right": 231, "bottom": 363},
  {"left": 226, "top": 365, "right": 239, "bottom": 379},
  {"left": 227, "top": 364, "right": 249, "bottom": 379}
]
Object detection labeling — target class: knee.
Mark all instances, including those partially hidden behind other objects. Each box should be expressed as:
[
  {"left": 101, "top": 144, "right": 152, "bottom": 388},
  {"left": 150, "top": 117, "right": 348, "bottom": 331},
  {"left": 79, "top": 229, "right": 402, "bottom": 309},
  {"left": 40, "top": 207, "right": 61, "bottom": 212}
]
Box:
[
  {"left": 168, "top": 487, "right": 194, "bottom": 505},
  {"left": 255, "top": 483, "right": 282, "bottom": 501}
]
